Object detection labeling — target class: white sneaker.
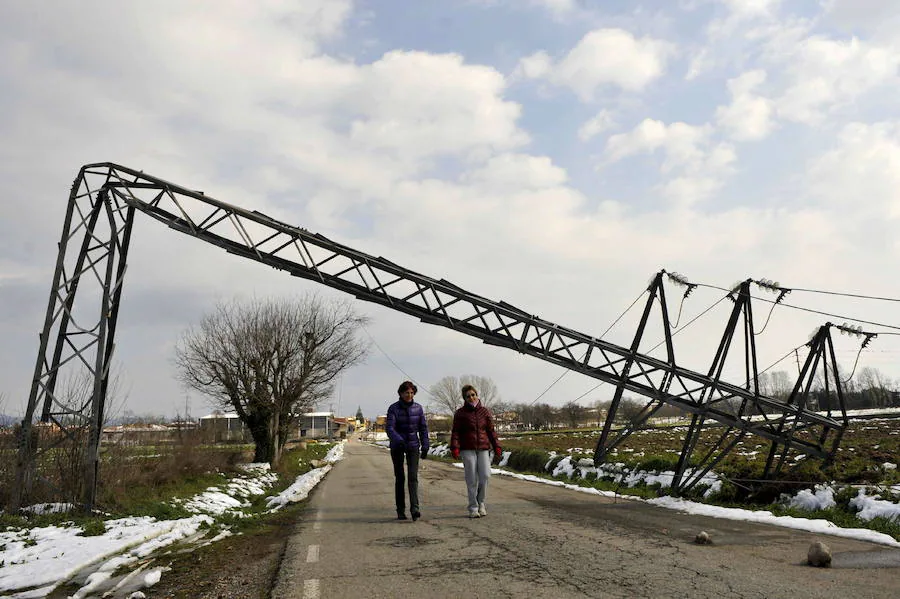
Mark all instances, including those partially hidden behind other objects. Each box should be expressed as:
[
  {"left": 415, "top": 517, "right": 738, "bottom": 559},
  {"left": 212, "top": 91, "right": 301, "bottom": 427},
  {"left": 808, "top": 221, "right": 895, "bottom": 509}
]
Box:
[
  {"left": 478, "top": 503, "right": 487, "bottom": 517},
  {"left": 469, "top": 510, "right": 480, "bottom": 518}
]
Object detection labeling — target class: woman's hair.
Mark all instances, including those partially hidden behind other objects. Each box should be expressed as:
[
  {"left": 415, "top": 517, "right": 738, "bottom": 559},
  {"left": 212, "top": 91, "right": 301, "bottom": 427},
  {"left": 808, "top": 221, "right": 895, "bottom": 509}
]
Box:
[
  {"left": 397, "top": 380, "right": 418, "bottom": 396},
  {"left": 461, "top": 384, "right": 477, "bottom": 400}
]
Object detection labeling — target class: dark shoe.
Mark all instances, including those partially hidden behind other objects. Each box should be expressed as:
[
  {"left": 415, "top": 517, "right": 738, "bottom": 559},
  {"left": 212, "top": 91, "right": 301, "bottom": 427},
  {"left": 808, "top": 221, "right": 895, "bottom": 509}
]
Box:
[
  {"left": 411, "top": 511, "right": 421, "bottom": 521},
  {"left": 397, "top": 512, "right": 408, "bottom": 520}
]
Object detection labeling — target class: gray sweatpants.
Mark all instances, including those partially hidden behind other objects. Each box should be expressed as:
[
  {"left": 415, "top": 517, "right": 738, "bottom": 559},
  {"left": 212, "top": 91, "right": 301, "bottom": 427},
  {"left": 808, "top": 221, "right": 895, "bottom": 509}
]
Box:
[{"left": 460, "top": 449, "right": 492, "bottom": 512}]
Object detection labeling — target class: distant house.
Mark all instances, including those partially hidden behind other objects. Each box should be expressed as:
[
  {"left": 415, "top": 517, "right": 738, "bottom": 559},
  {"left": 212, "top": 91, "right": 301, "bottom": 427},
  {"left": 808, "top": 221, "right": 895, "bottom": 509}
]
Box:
[
  {"left": 332, "top": 416, "right": 355, "bottom": 439},
  {"left": 199, "top": 412, "right": 251, "bottom": 443},
  {"left": 298, "top": 412, "right": 336, "bottom": 440},
  {"left": 494, "top": 410, "right": 519, "bottom": 432}
]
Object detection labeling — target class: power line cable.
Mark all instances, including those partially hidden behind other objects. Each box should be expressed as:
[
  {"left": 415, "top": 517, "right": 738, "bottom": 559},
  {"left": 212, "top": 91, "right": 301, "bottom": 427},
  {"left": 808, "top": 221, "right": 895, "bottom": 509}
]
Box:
[
  {"left": 670, "top": 292, "right": 690, "bottom": 328},
  {"left": 843, "top": 344, "right": 867, "bottom": 384},
  {"left": 695, "top": 282, "right": 900, "bottom": 333},
  {"left": 528, "top": 287, "right": 649, "bottom": 406},
  {"left": 647, "top": 294, "right": 730, "bottom": 354},
  {"left": 758, "top": 345, "right": 806, "bottom": 377},
  {"left": 360, "top": 325, "right": 433, "bottom": 398},
  {"left": 752, "top": 301, "right": 779, "bottom": 335},
  {"left": 789, "top": 287, "right": 900, "bottom": 303}
]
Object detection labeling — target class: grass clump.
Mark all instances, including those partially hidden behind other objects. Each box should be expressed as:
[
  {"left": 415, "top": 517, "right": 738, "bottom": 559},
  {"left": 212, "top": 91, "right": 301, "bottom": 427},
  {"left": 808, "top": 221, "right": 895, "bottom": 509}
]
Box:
[
  {"left": 79, "top": 518, "right": 107, "bottom": 537},
  {"left": 506, "top": 448, "right": 552, "bottom": 474},
  {"left": 634, "top": 454, "right": 680, "bottom": 473}
]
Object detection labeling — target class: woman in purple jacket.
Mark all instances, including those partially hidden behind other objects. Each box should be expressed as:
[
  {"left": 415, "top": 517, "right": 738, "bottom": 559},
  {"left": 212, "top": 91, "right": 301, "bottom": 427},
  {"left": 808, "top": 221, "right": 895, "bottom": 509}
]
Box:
[{"left": 386, "top": 380, "right": 429, "bottom": 521}]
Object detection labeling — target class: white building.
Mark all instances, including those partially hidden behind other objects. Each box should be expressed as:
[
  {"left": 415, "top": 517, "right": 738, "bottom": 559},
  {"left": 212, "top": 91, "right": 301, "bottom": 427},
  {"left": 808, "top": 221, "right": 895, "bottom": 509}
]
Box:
[{"left": 299, "top": 411, "right": 335, "bottom": 439}]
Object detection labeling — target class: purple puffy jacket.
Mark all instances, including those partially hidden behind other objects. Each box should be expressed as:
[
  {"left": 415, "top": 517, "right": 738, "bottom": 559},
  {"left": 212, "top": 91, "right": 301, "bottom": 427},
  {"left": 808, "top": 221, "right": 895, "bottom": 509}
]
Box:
[{"left": 386, "top": 400, "right": 429, "bottom": 451}]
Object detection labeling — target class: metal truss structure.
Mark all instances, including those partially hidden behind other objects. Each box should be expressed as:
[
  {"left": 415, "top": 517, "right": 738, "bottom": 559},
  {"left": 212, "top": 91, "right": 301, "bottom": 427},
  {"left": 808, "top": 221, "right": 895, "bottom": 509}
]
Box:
[{"left": 12, "top": 163, "right": 849, "bottom": 511}]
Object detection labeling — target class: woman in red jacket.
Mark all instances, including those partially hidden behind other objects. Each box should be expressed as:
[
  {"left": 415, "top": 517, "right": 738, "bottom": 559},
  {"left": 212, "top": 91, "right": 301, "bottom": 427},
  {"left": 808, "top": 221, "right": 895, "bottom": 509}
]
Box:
[{"left": 450, "top": 384, "right": 502, "bottom": 518}]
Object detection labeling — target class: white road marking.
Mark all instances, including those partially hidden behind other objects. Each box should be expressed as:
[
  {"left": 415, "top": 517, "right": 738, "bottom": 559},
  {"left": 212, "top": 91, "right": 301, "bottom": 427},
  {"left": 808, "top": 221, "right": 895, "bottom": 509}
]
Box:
[
  {"left": 303, "top": 579, "right": 320, "bottom": 599},
  {"left": 306, "top": 544, "right": 319, "bottom": 563},
  {"left": 313, "top": 509, "right": 322, "bottom": 532}
]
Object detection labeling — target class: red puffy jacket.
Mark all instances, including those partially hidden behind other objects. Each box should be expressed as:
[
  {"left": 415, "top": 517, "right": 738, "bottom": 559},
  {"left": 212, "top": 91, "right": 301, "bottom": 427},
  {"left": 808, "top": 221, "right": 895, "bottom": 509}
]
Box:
[{"left": 450, "top": 402, "right": 500, "bottom": 452}]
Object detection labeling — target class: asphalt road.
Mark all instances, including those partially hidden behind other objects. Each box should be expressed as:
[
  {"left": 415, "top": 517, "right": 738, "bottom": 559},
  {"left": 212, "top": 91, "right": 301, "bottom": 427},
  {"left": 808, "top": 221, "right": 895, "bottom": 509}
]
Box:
[{"left": 271, "top": 440, "right": 900, "bottom": 599}]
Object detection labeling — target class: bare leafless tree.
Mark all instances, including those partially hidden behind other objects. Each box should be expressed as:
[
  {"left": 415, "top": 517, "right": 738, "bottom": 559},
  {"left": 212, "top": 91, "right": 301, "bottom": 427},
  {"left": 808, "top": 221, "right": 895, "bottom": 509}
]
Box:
[
  {"left": 174, "top": 294, "right": 369, "bottom": 465},
  {"left": 617, "top": 397, "right": 651, "bottom": 425},
  {"left": 856, "top": 366, "right": 892, "bottom": 408},
  {"left": 427, "top": 374, "right": 501, "bottom": 415},
  {"left": 514, "top": 402, "right": 554, "bottom": 430},
  {"left": 766, "top": 370, "right": 794, "bottom": 401},
  {"left": 560, "top": 400, "right": 584, "bottom": 429}
]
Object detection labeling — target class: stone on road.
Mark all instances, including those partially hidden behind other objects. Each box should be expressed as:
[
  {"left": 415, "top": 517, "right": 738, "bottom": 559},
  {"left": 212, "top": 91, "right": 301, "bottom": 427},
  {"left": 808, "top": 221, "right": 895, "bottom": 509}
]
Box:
[{"left": 272, "top": 441, "right": 900, "bottom": 599}]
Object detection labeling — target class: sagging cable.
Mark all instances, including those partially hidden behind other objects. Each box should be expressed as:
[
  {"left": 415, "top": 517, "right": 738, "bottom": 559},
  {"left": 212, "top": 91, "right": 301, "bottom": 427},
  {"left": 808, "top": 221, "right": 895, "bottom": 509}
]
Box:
[
  {"left": 753, "top": 278, "right": 792, "bottom": 335},
  {"left": 665, "top": 271, "right": 697, "bottom": 329}
]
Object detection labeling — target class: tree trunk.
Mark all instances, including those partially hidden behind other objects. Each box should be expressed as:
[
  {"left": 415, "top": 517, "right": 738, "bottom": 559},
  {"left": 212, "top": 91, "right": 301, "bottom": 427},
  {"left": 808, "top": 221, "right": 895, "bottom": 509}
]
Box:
[
  {"left": 270, "top": 411, "right": 282, "bottom": 467},
  {"left": 247, "top": 413, "right": 276, "bottom": 464}
]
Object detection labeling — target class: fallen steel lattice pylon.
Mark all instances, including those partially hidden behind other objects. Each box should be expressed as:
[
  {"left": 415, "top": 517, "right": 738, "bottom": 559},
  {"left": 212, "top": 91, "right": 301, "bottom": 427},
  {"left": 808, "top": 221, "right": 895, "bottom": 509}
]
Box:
[{"left": 12, "top": 163, "right": 848, "bottom": 511}]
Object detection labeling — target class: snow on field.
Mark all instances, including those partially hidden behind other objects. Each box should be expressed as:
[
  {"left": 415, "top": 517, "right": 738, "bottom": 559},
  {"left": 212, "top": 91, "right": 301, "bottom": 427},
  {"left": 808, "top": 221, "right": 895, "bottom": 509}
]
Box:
[{"left": 0, "top": 443, "right": 345, "bottom": 598}]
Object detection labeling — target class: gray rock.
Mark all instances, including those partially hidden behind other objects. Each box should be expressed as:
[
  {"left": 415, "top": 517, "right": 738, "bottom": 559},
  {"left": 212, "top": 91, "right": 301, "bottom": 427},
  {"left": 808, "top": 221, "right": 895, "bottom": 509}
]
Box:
[{"left": 807, "top": 540, "right": 832, "bottom": 567}]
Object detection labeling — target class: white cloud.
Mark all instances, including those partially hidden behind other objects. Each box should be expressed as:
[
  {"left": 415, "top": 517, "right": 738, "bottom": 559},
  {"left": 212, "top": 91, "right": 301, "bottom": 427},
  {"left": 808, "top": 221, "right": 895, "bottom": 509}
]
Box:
[
  {"left": 515, "top": 50, "right": 553, "bottom": 79},
  {"left": 516, "top": 28, "right": 673, "bottom": 100},
  {"left": 349, "top": 51, "right": 528, "bottom": 159},
  {"left": 686, "top": 0, "right": 802, "bottom": 80},
  {"left": 716, "top": 70, "right": 775, "bottom": 140},
  {"left": 822, "top": 0, "right": 900, "bottom": 37},
  {"left": 691, "top": 5, "right": 900, "bottom": 134},
  {"left": 719, "top": 0, "right": 781, "bottom": 17},
  {"left": 807, "top": 121, "right": 900, "bottom": 219},
  {"left": 464, "top": 153, "right": 568, "bottom": 190},
  {"left": 605, "top": 119, "right": 736, "bottom": 204},
  {"left": 707, "top": 0, "right": 782, "bottom": 39},
  {"left": 774, "top": 36, "right": 900, "bottom": 124},
  {"left": 532, "top": 0, "right": 576, "bottom": 17},
  {"left": 685, "top": 48, "right": 713, "bottom": 81},
  {"left": 606, "top": 120, "right": 710, "bottom": 171},
  {"left": 578, "top": 110, "right": 616, "bottom": 141},
  {"left": 472, "top": 0, "right": 577, "bottom": 18}
]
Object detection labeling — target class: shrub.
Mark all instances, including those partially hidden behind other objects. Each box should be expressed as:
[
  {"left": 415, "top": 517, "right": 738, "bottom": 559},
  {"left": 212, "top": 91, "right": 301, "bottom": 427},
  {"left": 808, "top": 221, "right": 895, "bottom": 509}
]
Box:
[
  {"left": 506, "top": 449, "right": 551, "bottom": 474},
  {"left": 832, "top": 484, "right": 859, "bottom": 510},
  {"left": 830, "top": 456, "right": 883, "bottom": 484},
  {"left": 635, "top": 454, "right": 680, "bottom": 472},
  {"left": 704, "top": 480, "right": 740, "bottom": 503},
  {"left": 784, "top": 459, "right": 829, "bottom": 484},
  {"left": 79, "top": 518, "right": 107, "bottom": 537}
]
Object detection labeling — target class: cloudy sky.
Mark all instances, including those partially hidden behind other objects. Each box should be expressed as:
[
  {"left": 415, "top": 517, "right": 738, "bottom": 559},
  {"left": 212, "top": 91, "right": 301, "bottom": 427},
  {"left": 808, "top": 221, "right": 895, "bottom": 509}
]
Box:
[{"left": 3, "top": 0, "right": 900, "bottom": 421}]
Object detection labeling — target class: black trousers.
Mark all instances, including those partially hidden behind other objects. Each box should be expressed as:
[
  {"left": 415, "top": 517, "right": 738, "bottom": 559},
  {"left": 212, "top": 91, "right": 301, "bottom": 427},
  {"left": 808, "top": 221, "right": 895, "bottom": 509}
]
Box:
[{"left": 390, "top": 447, "right": 420, "bottom": 514}]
